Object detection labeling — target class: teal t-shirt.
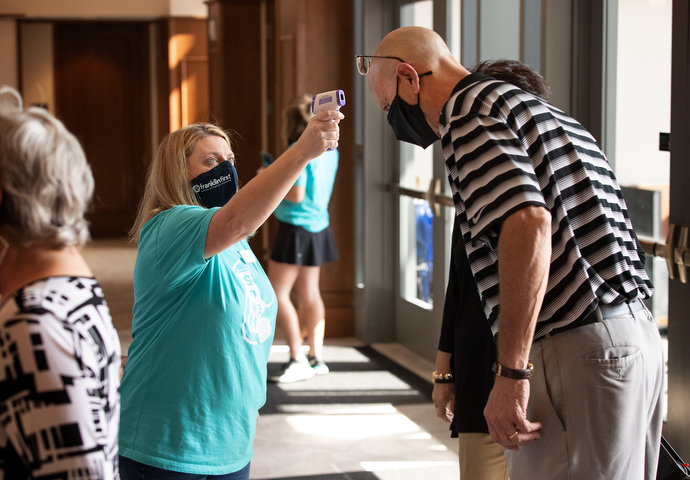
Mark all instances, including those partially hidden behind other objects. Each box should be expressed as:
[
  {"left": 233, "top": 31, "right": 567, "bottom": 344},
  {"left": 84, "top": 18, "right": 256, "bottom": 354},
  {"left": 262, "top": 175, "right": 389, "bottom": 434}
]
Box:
[
  {"left": 273, "top": 147, "right": 338, "bottom": 232},
  {"left": 119, "top": 205, "right": 276, "bottom": 474}
]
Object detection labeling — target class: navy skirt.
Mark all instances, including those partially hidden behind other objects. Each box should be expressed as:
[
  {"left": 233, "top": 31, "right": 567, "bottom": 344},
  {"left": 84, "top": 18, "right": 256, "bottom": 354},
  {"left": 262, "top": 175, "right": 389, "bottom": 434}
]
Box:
[{"left": 270, "top": 221, "right": 339, "bottom": 266}]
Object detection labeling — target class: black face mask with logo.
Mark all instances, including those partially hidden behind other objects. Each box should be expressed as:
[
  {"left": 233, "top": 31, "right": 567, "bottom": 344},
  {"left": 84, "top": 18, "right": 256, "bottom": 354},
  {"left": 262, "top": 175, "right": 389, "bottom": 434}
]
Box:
[
  {"left": 190, "top": 161, "right": 239, "bottom": 208},
  {"left": 387, "top": 70, "right": 439, "bottom": 150}
]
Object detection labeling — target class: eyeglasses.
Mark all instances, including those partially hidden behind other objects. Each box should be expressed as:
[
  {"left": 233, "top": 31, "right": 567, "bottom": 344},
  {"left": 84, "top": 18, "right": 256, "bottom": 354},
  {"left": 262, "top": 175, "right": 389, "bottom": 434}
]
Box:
[{"left": 355, "top": 55, "right": 406, "bottom": 75}]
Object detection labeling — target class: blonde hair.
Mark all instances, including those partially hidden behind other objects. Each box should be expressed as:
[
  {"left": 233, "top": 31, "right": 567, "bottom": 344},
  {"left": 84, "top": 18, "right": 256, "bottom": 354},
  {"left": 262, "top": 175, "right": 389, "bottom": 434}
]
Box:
[
  {"left": 283, "top": 94, "right": 313, "bottom": 145},
  {"left": 129, "top": 123, "right": 232, "bottom": 243},
  {"left": 0, "top": 96, "right": 94, "bottom": 248}
]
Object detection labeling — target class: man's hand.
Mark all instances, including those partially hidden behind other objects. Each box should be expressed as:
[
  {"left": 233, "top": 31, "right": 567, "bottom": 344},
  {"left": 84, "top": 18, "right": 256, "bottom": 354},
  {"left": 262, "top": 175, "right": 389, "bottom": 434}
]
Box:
[
  {"left": 486, "top": 205, "right": 550, "bottom": 450},
  {"left": 432, "top": 383, "right": 455, "bottom": 423},
  {"left": 484, "top": 375, "right": 541, "bottom": 450}
]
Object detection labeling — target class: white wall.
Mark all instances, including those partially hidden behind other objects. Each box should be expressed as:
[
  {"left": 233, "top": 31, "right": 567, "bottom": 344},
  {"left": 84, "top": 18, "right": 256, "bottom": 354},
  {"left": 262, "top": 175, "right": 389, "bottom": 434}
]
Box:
[
  {"left": 543, "top": 0, "right": 572, "bottom": 115},
  {"left": 169, "top": 0, "right": 207, "bottom": 18},
  {"left": 479, "top": 0, "right": 520, "bottom": 61},
  {"left": 0, "top": 0, "right": 207, "bottom": 18},
  {"left": 614, "top": 0, "right": 672, "bottom": 187}
]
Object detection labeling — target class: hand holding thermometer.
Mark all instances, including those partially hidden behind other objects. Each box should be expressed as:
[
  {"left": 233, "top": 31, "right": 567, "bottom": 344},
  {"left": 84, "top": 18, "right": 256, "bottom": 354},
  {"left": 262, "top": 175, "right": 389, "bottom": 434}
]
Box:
[{"left": 312, "top": 90, "right": 345, "bottom": 151}]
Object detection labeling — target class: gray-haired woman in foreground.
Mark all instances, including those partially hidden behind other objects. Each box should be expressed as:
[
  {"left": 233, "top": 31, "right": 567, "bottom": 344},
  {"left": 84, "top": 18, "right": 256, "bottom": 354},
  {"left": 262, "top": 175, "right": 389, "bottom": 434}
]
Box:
[{"left": 0, "top": 89, "right": 120, "bottom": 478}]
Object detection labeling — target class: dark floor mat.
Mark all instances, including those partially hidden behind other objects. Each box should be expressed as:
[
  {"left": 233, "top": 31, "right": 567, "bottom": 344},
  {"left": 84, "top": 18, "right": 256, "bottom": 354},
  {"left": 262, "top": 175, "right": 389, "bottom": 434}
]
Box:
[{"left": 261, "top": 346, "right": 432, "bottom": 415}]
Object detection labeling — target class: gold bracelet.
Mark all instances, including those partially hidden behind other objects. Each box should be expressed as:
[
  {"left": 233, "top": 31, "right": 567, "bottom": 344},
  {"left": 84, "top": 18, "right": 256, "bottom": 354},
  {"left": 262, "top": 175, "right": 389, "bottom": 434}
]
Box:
[{"left": 432, "top": 371, "right": 453, "bottom": 383}]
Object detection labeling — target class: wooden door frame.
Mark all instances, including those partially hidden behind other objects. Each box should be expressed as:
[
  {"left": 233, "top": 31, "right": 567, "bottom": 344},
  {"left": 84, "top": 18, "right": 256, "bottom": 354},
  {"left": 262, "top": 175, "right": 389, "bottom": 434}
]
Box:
[{"left": 666, "top": 0, "right": 690, "bottom": 457}]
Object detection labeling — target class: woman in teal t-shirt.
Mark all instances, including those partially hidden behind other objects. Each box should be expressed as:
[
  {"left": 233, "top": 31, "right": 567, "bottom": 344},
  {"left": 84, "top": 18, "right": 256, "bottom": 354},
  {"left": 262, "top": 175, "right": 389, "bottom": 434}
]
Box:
[
  {"left": 267, "top": 95, "right": 340, "bottom": 384},
  {"left": 119, "top": 111, "right": 342, "bottom": 479}
]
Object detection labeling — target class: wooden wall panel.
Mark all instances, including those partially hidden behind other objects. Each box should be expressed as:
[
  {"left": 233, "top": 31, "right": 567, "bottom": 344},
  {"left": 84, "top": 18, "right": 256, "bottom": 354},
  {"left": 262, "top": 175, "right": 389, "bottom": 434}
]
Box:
[
  {"left": 271, "top": 0, "right": 355, "bottom": 337},
  {"left": 302, "top": 2, "right": 355, "bottom": 313},
  {"left": 168, "top": 17, "right": 209, "bottom": 130},
  {"left": 208, "top": 0, "right": 355, "bottom": 338},
  {"left": 208, "top": 0, "right": 263, "bottom": 210},
  {"left": 54, "top": 22, "right": 150, "bottom": 238},
  {"left": 154, "top": 18, "right": 171, "bottom": 145}
]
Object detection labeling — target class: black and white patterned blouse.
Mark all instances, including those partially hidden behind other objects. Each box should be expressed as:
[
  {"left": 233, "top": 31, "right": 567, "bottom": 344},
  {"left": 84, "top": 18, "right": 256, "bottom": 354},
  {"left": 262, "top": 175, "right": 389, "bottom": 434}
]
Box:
[
  {"left": 440, "top": 73, "right": 653, "bottom": 339},
  {"left": 0, "top": 276, "right": 120, "bottom": 479}
]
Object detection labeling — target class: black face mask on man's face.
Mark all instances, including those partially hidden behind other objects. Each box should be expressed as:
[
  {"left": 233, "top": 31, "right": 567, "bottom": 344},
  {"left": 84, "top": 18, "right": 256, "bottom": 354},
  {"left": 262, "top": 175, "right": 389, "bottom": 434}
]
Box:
[{"left": 386, "top": 71, "right": 439, "bottom": 149}]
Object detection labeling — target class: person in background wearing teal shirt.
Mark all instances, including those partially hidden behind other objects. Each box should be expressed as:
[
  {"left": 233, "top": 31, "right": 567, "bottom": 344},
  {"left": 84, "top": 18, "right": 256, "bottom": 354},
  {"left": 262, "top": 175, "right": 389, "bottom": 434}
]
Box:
[
  {"left": 267, "top": 95, "right": 340, "bottom": 383},
  {"left": 118, "top": 108, "right": 342, "bottom": 479}
]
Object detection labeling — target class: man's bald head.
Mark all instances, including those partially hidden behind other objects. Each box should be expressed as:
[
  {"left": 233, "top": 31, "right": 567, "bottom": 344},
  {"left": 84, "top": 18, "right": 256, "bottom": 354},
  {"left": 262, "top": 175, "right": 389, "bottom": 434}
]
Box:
[
  {"left": 368, "top": 27, "right": 455, "bottom": 93},
  {"left": 375, "top": 26, "right": 453, "bottom": 72},
  {"left": 366, "top": 27, "right": 469, "bottom": 135}
]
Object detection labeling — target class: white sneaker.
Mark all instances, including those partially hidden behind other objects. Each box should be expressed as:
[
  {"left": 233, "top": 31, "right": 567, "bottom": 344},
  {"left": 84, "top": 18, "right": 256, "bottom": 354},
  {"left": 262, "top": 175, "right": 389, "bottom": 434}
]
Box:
[
  {"left": 308, "top": 355, "right": 329, "bottom": 375},
  {"left": 268, "top": 358, "right": 316, "bottom": 383}
]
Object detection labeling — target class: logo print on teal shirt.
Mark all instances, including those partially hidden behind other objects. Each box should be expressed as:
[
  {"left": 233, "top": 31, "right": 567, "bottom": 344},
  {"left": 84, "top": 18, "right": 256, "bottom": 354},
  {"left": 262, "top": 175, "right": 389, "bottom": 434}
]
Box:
[{"left": 232, "top": 260, "right": 275, "bottom": 345}]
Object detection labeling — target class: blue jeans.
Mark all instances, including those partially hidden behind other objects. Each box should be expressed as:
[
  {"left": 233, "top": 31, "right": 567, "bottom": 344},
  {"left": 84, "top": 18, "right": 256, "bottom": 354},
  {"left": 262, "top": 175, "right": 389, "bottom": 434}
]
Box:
[{"left": 119, "top": 456, "right": 251, "bottom": 480}]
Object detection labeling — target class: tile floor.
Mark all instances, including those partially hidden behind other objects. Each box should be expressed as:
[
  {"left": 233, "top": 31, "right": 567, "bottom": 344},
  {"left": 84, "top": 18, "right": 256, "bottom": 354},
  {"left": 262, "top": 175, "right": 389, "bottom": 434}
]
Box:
[
  {"left": 83, "top": 239, "right": 669, "bottom": 480},
  {"left": 82, "top": 239, "right": 461, "bottom": 480},
  {"left": 252, "top": 340, "right": 460, "bottom": 480}
]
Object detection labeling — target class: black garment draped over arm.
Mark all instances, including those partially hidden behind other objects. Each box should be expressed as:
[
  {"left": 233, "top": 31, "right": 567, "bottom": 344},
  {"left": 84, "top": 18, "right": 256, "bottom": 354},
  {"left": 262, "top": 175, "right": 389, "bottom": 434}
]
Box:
[{"left": 439, "top": 215, "right": 498, "bottom": 435}]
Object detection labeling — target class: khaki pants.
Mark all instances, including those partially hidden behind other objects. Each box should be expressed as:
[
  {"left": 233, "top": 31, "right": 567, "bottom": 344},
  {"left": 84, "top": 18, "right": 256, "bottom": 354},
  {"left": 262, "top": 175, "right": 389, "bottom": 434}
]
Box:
[
  {"left": 458, "top": 432, "right": 509, "bottom": 480},
  {"left": 505, "top": 299, "right": 664, "bottom": 480}
]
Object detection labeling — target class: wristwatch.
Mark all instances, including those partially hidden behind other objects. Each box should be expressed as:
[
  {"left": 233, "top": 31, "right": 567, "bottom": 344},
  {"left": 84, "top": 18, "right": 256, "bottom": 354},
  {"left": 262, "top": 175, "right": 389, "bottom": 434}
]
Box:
[
  {"left": 432, "top": 371, "right": 454, "bottom": 384},
  {"left": 492, "top": 361, "right": 533, "bottom": 380}
]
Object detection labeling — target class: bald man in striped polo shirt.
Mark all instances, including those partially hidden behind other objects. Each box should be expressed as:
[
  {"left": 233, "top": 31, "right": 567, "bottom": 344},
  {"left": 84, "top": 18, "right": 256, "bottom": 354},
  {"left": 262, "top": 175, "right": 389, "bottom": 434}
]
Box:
[{"left": 360, "top": 26, "right": 663, "bottom": 480}]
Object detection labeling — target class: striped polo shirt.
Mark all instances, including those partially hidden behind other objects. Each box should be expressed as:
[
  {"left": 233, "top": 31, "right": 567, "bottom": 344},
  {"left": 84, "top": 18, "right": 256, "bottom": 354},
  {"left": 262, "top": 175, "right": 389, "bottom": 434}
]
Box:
[{"left": 439, "top": 73, "right": 653, "bottom": 339}]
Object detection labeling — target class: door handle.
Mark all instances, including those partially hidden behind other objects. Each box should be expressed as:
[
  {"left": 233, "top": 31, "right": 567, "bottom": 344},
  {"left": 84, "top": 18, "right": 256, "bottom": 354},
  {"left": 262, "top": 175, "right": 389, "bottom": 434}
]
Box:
[
  {"left": 639, "top": 223, "right": 690, "bottom": 283},
  {"left": 387, "top": 179, "right": 454, "bottom": 216},
  {"left": 674, "top": 226, "right": 690, "bottom": 283}
]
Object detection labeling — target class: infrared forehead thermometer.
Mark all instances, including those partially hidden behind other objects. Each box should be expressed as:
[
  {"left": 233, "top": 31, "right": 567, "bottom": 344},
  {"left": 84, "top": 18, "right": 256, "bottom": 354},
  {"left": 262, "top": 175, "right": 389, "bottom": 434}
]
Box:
[
  {"left": 312, "top": 90, "right": 345, "bottom": 151},
  {"left": 312, "top": 90, "right": 346, "bottom": 114}
]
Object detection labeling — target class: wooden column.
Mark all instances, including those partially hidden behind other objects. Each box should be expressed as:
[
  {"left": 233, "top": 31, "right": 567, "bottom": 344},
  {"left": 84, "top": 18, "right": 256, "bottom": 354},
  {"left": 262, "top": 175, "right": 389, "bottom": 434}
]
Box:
[
  {"left": 167, "top": 17, "right": 210, "bottom": 131},
  {"left": 207, "top": 0, "right": 355, "bottom": 338},
  {"left": 207, "top": 0, "right": 264, "bottom": 203}
]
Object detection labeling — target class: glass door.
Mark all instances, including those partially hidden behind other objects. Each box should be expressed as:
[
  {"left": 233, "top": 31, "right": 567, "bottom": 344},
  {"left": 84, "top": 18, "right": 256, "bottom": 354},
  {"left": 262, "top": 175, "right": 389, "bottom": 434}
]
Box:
[
  {"left": 608, "top": 0, "right": 671, "bottom": 331},
  {"left": 602, "top": 0, "right": 672, "bottom": 414},
  {"left": 393, "top": 0, "right": 455, "bottom": 359}
]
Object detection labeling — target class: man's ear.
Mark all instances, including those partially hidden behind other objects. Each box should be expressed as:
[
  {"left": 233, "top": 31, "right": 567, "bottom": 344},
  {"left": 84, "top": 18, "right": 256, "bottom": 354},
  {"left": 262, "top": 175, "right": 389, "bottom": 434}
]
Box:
[{"left": 395, "top": 63, "right": 421, "bottom": 94}]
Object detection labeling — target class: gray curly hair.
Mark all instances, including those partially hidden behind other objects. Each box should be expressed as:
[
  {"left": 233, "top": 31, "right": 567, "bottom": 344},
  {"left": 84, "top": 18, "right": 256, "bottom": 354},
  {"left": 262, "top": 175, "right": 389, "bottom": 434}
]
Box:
[{"left": 0, "top": 91, "right": 94, "bottom": 248}]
